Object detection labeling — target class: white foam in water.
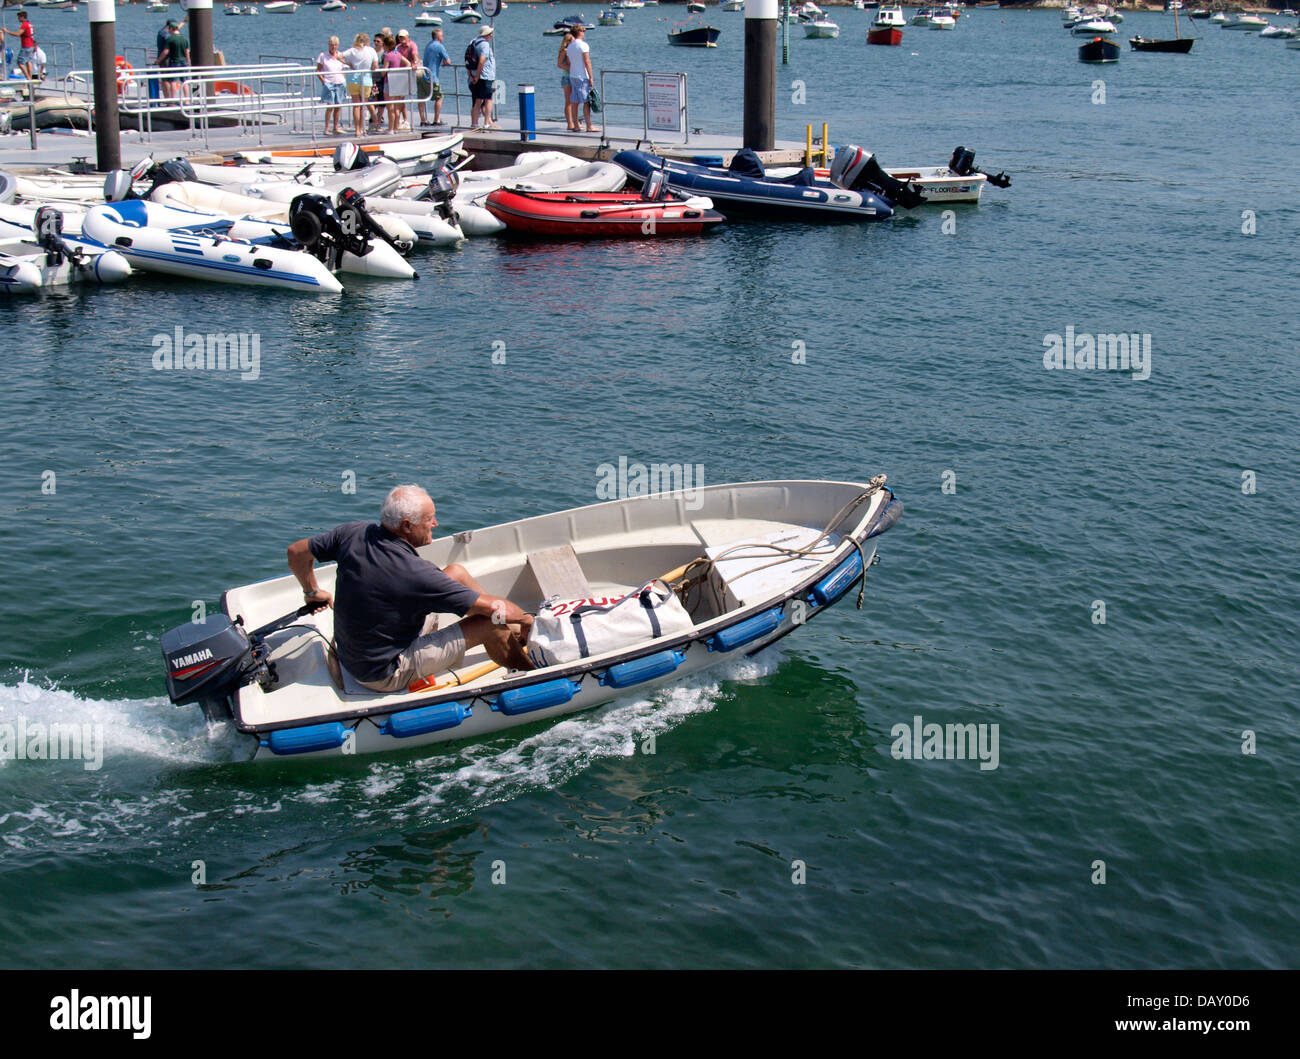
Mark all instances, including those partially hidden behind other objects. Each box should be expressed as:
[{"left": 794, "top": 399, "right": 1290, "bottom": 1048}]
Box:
[
  {"left": 371, "top": 649, "right": 785, "bottom": 821},
  {"left": 0, "top": 676, "right": 239, "bottom": 771}
]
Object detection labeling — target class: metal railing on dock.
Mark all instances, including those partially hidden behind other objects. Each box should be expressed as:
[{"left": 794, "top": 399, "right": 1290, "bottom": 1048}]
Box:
[
  {"left": 597, "top": 70, "right": 690, "bottom": 146},
  {"left": 56, "top": 62, "right": 435, "bottom": 149}
]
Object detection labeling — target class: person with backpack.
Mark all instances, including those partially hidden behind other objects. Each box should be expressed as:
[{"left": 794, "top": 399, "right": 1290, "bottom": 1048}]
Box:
[{"left": 466, "top": 25, "right": 499, "bottom": 131}]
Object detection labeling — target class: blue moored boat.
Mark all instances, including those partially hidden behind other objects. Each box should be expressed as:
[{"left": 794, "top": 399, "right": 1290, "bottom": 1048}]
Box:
[{"left": 613, "top": 145, "right": 926, "bottom": 221}]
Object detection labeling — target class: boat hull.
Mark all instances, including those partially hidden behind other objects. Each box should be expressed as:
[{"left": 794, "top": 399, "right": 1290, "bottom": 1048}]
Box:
[
  {"left": 867, "top": 27, "right": 903, "bottom": 45},
  {"left": 484, "top": 188, "right": 724, "bottom": 237},
  {"left": 614, "top": 149, "right": 894, "bottom": 221},
  {"left": 1129, "top": 36, "right": 1194, "bottom": 52},
  {"left": 1078, "top": 38, "right": 1121, "bottom": 62},
  {"left": 669, "top": 26, "right": 722, "bottom": 46},
  {"left": 80, "top": 200, "right": 343, "bottom": 293}
]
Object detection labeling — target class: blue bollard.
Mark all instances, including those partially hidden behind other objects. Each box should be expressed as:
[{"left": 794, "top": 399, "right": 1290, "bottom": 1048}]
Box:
[{"left": 518, "top": 83, "right": 535, "bottom": 143}]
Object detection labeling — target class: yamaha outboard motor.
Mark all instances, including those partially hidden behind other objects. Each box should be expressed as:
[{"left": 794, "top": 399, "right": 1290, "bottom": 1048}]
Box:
[
  {"left": 160, "top": 603, "right": 324, "bottom": 724},
  {"left": 829, "top": 145, "right": 928, "bottom": 210},
  {"left": 949, "top": 146, "right": 1012, "bottom": 189},
  {"left": 333, "top": 141, "right": 371, "bottom": 172}
]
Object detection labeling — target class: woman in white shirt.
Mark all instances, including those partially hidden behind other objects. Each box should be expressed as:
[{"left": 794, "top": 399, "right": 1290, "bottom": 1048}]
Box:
[{"left": 316, "top": 36, "right": 347, "bottom": 136}]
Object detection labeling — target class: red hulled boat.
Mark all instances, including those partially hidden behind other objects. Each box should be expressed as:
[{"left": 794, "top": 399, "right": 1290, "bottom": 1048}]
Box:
[{"left": 484, "top": 186, "right": 725, "bottom": 238}]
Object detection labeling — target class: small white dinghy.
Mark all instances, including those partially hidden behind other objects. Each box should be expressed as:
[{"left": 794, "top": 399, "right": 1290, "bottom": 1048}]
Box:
[
  {"left": 0, "top": 208, "right": 132, "bottom": 293},
  {"left": 159, "top": 478, "right": 902, "bottom": 761},
  {"left": 80, "top": 200, "right": 344, "bottom": 293},
  {"left": 146, "top": 182, "right": 421, "bottom": 271}
]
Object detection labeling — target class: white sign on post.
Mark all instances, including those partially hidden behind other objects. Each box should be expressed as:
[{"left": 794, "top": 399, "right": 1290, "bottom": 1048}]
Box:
[{"left": 645, "top": 73, "right": 684, "bottom": 134}]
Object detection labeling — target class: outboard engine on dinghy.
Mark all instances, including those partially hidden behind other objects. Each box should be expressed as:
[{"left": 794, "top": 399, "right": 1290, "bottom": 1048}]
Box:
[
  {"left": 411, "top": 150, "right": 460, "bottom": 223},
  {"left": 333, "top": 141, "right": 372, "bottom": 172},
  {"left": 288, "top": 192, "right": 370, "bottom": 268},
  {"left": 160, "top": 603, "right": 324, "bottom": 723},
  {"left": 948, "top": 146, "right": 1011, "bottom": 189},
  {"left": 336, "top": 187, "right": 414, "bottom": 256},
  {"left": 640, "top": 168, "right": 670, "bottom": 201},
  {"left": 829, "top": 145, "right": 928, "bottom": 210},
  {"left": 103, "top": 156, "right": 161, "bottom": 202},
  {"left": 33, "top": 207, "right": 84, "bottom": 267}
]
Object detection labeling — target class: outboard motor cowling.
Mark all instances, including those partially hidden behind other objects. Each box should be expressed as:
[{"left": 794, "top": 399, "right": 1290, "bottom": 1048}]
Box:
[
  {"left": 333, "top": 142, "right": 371, "bottom": 172},
  {"left": 948, "top": 145, "right": 1012, "bottom": 189},
  {"left": 641, "top": 168, "right": 669, "bottom": 202},
  {"left": 160, "top": 614, "right": 256, "bottom": 720},
  {"left": 829, "top": 144, "right": 928, "bottom": 210},
  {"left": 33, "top": 207, "right": 81, "bottom": 266},
  {"left": 412, "top": 150, "right": 461, "bottom": 223}
]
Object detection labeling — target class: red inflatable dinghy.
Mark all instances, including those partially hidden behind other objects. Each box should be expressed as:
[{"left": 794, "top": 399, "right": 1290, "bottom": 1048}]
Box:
[{"left": 484, "top": 187, "right": 725, "bottom": 238}]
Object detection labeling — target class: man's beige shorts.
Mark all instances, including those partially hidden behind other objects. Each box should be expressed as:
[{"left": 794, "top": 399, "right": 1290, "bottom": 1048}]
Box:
[{"left": 361, "top": 614, "right": 466, "bottom": 693}]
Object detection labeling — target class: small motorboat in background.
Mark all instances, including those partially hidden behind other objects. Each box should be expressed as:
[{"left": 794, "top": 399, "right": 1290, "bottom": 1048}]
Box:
[
  {"left": 868, "top": 5, "right": 905, "bottom": 45},
  {"left": 804, "top": 17, "right": 840, "bottom": 38},
  {"left": 1219, "top": 14, "right": 1268, "bottom": 30},
  {"left": 1130, "top": 2, "right": 1195, "bottom": 51},
  {"left": 669, "top": 19, "right": 722, "bottom": 46},
  {"left": 1078, "top": 35, "right": 1120, "bottom": 62},
  {"left": 599, "top": 8, "right": 625, "bottom": 25}
]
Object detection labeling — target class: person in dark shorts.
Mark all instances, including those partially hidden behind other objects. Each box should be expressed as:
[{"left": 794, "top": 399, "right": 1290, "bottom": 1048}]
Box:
[
  {"left": 467, "top": 25, "right": 498, "bottom": 130},
  {"left": 286, "top": 484, "right": 535, "bottom": 693}
]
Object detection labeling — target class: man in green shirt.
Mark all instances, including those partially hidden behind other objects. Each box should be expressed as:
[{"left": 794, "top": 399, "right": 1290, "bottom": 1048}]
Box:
[{"left": 160, "top": 24, "right": 189, "bottom": 99}]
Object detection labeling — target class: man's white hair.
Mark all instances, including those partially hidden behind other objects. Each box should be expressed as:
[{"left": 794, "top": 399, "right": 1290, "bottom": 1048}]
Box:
[{"left": 381, "top": 484, "right": 431, "bottom": 530}]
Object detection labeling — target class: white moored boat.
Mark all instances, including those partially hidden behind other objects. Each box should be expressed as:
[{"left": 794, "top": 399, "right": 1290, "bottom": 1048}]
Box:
[
  {"left": 159, "top": 479, "right": 902, "bottom": 761},
  {"left": 1220, "top": 14, "right": 1268, "bottom": 29},
  {"left": 803, "top": 17, "right": 840, "bottom": 38},
  {"left": 1072, "top": 18, "right": 1115, "bottom": 35},
  {"left": 0, "top": 209, "right": 132, "bottom": 293},
  {"left": 79, "top": 200, "right": 343, "bottom": 292},
  {"left": 263, "top": 1, "right": 299, "bottom": 12}
]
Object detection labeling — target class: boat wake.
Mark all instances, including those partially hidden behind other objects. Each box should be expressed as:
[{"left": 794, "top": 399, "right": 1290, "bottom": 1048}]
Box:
[{"left": 0, "top": 652, "right": 781, "bottom": 854}]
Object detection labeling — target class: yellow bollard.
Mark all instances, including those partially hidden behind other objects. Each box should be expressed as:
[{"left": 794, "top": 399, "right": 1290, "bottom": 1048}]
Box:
[
  {"left": 822, "top": 122, "right": 830, "bottom": 168},
  {"left": 805, "top": 124, "right": 813, "bottom": 168}
]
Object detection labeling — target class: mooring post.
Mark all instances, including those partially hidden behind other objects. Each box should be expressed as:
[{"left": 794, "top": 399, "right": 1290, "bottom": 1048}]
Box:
[
  {"left": 87, "top": 0, "right": 121, "bottom": 172},
  {"left": 743, "top": 0, "right": 777, "bottom": 152},
  {"left": 190, "top": 0, "right": 214, "bottom": 82}
]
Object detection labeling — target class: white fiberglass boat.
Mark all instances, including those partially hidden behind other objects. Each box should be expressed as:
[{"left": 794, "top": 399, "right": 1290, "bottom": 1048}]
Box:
[
  {"left": 930, "top": 14, "right": 956, "bottom": 29},
  {"left": 1220, "top": 14, "right": 1268, "bottom": 29},
  {"left": 804, "top": 17, "right": 840, "bottom": 38},
  {"left": 159, "top": 479, "right": 902, "bottom": 761},
  {"left": 264, "top": 1, "right": 299, "bottom": 12},
  {"left": 1072, "top": 18, "right": 1115, "bottom": 35}
]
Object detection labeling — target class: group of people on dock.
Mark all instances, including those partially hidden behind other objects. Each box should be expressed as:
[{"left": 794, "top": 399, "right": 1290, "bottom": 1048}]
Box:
[{"left": 316, "top": 25, "right": 498, "bottom": 137}]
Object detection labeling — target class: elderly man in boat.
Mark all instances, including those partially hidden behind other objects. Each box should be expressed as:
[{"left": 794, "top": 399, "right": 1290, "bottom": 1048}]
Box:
[{"left": 287, "top": 484, "right": 534, "bottom": 693}]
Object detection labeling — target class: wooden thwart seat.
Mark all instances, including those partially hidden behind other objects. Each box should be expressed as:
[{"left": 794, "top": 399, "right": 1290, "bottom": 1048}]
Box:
[{"left": 527, "top": 544, "right": 593, "bottom": 601}]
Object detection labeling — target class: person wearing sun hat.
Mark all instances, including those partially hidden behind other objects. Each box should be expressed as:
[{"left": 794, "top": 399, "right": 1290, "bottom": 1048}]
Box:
[{"left": 467, "top": 24, "right": 498, "bottom": 131}]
